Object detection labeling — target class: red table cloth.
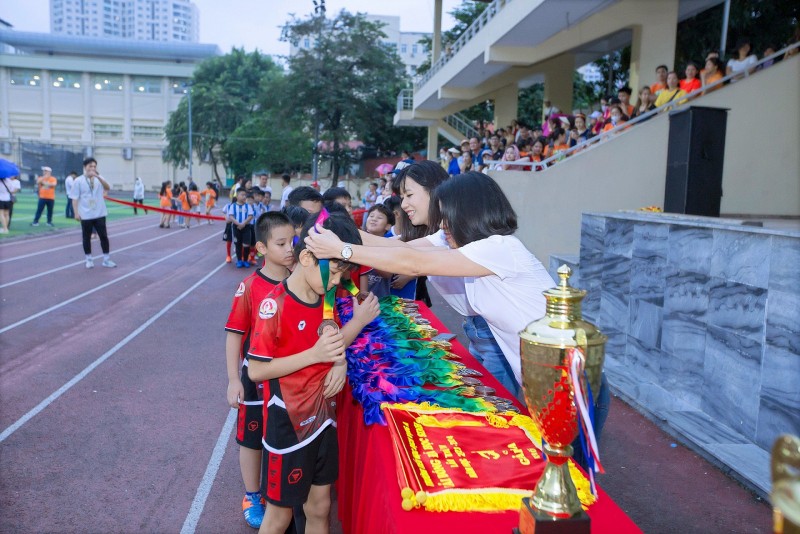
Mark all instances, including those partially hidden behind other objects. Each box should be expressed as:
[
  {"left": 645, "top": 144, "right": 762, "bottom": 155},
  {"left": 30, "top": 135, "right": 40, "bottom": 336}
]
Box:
[{"left": 336, "top": 303, "right": 641, "bottom": 534}]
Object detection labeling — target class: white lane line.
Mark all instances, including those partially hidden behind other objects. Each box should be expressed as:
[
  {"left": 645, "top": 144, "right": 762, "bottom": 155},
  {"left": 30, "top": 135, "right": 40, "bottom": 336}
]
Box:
[
  {"left": 0, "top": 215, "right": 156, "bottom": 247},
  {"left": 0, "top": 228, "right": 189, "bottom": 289},
  {"left": 0, "top": 232, "right": 219, "bottom": 334},
  {"left": 180, "top": 410, "right": 237, "bottom": 534},
  {"left": 0, "top": 261, "right": 227, "bottom": 443},
  {"left": 0, "top": 225, "right": 157, "bottom": 264}
]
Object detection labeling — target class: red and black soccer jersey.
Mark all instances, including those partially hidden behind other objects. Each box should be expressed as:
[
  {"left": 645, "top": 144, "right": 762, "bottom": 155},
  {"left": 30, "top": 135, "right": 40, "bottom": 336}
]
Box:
[
  {"left": 225, "top": 270, "right": 283, "bottom": 359},
  {"left": 247, "top": 280, "right": 340, "bottom": 453}
]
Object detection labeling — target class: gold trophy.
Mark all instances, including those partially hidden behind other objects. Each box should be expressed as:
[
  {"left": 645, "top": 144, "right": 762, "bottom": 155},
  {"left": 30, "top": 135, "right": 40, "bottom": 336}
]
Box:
[
  {"left": 772, "top": 435, "right": 800, "bottom": 534},
  {"left": 515, "top": 265, "right": 607, "bottom": 534}
]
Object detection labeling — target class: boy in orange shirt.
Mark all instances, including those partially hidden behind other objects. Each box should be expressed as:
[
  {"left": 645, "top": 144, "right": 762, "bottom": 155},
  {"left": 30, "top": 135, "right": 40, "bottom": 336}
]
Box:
[{"left": 32, "top": 166, "right": 58, "bottom": 227}]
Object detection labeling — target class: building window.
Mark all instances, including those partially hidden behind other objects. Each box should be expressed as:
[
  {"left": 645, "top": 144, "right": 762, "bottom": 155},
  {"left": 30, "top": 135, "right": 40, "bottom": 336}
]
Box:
[
  {"left": 131, "top": 76, "right": 162, "bottom": 93},
  {"left": 171, "top": 79, "right": 189, "bottom": 94},
  {"left": 401, "top": 44, "right": 407, "bottom": 54},
  {"left": 9, "top": 69, "right": 41, "bottom": 87},
  {"left": 93, "top": 123, "right": 123, "bottom": 138},
  {"left": 92, "top": 74, "right": 124, "bottom": 92},
  {"left": 133, "top": 125, "right": 164, "bottom": 138},
  {"left": 412, "top": 44, "right": 418, "bottom": 55},
  {"left": 51, "top": 71, "right": 82, "bottom": 89},
  {"left": 303, "top": 37, "right": 310, "bottom": 48}
]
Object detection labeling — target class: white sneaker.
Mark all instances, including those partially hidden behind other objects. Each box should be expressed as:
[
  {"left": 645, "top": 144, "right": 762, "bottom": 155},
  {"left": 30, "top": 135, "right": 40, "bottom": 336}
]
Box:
[
  {"left": 102, "top": 259, "right": 117, "bottom": 268},
  {"left": 85, "top": 258, "right": 95, "bottom": 269}
]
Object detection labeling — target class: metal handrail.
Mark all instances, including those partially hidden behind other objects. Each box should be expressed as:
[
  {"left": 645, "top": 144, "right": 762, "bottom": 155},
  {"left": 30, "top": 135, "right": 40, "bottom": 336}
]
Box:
[
  {"left": 415, "top": 0, "right": 511, "bottom": 90},
  {"left": 527, "top": 41, "right": 800, "bottom": 171},
  {"left": 444, "top": 112, "right": 480, "bottom": 139}
]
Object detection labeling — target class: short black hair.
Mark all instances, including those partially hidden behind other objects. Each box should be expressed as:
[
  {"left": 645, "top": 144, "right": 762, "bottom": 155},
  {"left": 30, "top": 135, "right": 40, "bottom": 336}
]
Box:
[
  {"left": 367, "top": 203, "right": 395, "bottom": 226},
  {"left": 294, "top": 211, "right": 362, "bottom": 262},
  {"left": 618, "top": 86, "right": 632, "bottom": 95},
  {"left": 383, "top": 195, "right": 401, "bottom": 212},
  {"left": 392, "top": 160, "right": 449, "bottom": 242},
  {"left": 189, "top": 182, "right": 198, "bottom": 191},
  {"left": 323, "top": 201, "right": 349, "bottom": 216},
  {"left": 656, "top": 64, "right": 669, "bottom": 72},
  {"left": 435, "top": 171, "right": 517, "bottom": 248},
  {"left": 282, "top": 205, "right": 311, "bottom": 228},
  {"left": 83, "top": 157, "right": 97, "bottom": 167},
  {"left": 288, "top": 186, "right": 323, "bottom": 206},
  {"left": 281, "top": 173, "right": 290, "bottom": 183},
  {"left": 322, "top": 187, "right": 351, "bottom": 203},
  {"left": 255, "top": 211, "right": 293, "bottom": 244}
]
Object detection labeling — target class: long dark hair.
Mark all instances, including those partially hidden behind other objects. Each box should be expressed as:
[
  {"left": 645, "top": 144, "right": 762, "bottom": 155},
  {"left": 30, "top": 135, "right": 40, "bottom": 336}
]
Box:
[
  {"left": 392, "top": 160, "right": 448, "bottom": 242},
  {"left": 436, "top": 171, "right": 517, "bottom": 248}
]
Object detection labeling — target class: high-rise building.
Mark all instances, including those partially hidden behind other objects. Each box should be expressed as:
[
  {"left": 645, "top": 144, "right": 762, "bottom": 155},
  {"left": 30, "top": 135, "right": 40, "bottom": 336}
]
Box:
[{"left": 50, "top": 0, "right": 199, "bottom": 43}]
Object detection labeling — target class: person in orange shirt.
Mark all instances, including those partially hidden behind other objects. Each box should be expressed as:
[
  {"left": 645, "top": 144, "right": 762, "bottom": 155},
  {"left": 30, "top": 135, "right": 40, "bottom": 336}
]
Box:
[
  {"left": 178, "top": 183, "right": 192, "bottom": 228},
  {"left": 32, "top": 166, "right": 58, "bottom": 227},
  {"left": 702, "top": 57, "right": 725, "bottom": 94},
  {"left": 158, "top": 180, "right": 173, "bottom": 228},
  {"left": 680, "top": 62, "right": 702, "bottom": 95},
  {"left": 200, "top": 181, "right": 218, "bottom": 224},
  {"left": 544, "top": 128, "right": 570, "bottom": 160},
  {"left": 602, "top": 105, "right": 628, "bottom": 134},
  {"left": 617, "top": 86, "right": 635, "bottom": 118},
  {"left": 649, "top": 64, "right": 669, "bottom": 104},
  {"left": 188, "top": 182, "right": 202, "bottom": 220}
]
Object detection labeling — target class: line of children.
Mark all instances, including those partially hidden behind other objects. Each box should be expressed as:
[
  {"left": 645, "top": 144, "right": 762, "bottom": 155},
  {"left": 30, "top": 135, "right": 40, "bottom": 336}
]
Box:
[
  {"left": 225, "top": 212, "right": 297, "bottom": 529},
  {"left": 246, "top": 213, "right": 379, "bottom": 534}
]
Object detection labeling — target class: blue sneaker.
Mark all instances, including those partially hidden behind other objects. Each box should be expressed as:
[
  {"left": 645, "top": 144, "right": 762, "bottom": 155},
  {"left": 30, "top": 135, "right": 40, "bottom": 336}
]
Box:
[
  {"left": 242, "top": 261, "right": 251, "bottom": 268},
  {"left": 236, "top": 260, "right": 244, "bottom": 268},
  {"left": 242, "top": 493, "right": 265, "bottom": 529}
]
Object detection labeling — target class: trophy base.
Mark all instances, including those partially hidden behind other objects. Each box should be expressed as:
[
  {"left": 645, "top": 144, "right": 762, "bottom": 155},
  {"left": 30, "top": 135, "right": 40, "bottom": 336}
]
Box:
[{"left": 513, "top": 497, "right": 590, "bottom": 534}]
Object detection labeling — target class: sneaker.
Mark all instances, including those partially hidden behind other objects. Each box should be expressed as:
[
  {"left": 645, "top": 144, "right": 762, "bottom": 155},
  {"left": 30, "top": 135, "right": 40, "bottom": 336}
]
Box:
[
  {"left": 31, "top": 222, "right": 39, "bottom": 227},
  {"left": 0, "top": 228, "right": 8, "bottom": 233},
  {"left": 242, "top": 261, "right": 251, "bottom": 268},
  {"left": 242, "top": 494, "right": 265, "bottom": 529},
  {"left": 226, "top": 255, "right": 232, "bottom": 263},
  {"left": 85, "top": 258, "right": 95, "bottom": 269},
  {"left": 236, "top": 260, "right": 244, "bottom": 268},
  {"left": 102, "top": 259, "right": 117, "bottom": 268},
  {"left": 46, "top": 222, "right": 55, "bottom": 227}
]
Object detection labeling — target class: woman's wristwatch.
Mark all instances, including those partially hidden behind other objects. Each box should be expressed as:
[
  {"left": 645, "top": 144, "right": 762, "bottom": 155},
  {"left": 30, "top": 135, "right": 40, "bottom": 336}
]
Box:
[{"left": 341, "top": 244, "right": 353, "bottom": 261}]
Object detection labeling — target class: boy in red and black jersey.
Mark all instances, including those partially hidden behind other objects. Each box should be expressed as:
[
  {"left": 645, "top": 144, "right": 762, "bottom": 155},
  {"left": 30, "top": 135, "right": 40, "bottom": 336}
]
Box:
[
  {"left": 224, "top": 212, "right": 296, "bottom": 529},
  {"left": 247, "top": 213, "right": 379, "bottom": 534}
]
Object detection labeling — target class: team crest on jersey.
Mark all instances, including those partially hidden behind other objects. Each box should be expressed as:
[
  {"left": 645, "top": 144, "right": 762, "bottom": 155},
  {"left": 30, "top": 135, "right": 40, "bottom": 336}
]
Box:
[
  {"left": 298, "top": 320, "right": 306, "bottom": 331},
  {"left": 234, "top": 282, "right": 245, "bottom": 297},
  {"left": 259, "top": 298, "right": 278, "bottom": 319}
]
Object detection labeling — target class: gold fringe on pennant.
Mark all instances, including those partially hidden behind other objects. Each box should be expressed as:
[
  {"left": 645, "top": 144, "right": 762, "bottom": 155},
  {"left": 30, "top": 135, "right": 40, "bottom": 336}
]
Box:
[
  {"left": 568, "top": 461, "right": 598, "bottom": 509},
  {"left": 421, "top": 489, "right": 531, "bottom": 513}
]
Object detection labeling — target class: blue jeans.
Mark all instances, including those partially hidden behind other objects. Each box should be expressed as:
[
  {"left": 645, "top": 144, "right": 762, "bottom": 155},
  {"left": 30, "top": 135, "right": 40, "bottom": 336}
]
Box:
[
  {"left": 33, "top": 198, "right": 54, "bottom": 224},
  {"left": 65, "top": 195, "right": 74, "bottom": 218},
  {"left": 462, "top": 315, "right": 521, "bottom": 399}
]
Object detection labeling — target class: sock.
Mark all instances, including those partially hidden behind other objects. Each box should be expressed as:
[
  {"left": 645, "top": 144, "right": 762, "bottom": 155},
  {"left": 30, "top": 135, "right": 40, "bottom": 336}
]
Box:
[
  {"left": 104, "top": 254, "right": 110, "bottom": 261},
  {"left": 86, "top": 254, "right": 92, "bottom": 260},
  {"left": 226, "top": 242, "right": 232, "bottom": 256},
  {"left": 245, "top": 491, "right": 260, "bottom": 499}
]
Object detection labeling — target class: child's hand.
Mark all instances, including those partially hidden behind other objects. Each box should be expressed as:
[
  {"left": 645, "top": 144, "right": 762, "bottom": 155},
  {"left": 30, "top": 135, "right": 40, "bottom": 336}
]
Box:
[
  {"left": 391, "top": 274, "right": 414, "bottom": 289},
  {"left": 313, "top": 329, "right": 345, "bottom": 364},
  {"left": 226, "top": 379, "right": 244, "bottom": 409},
  {"left": 322, "top": 360, "right": 347, "bottom": 398},
  {"left": 352, "top": 292, "right": 380, "bottom": 326}
]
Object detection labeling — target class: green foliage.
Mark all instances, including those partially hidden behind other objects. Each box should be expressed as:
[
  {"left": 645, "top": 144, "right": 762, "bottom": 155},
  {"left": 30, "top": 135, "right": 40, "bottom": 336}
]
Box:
[
  {"left": 163, "top": 49, "right": 283, "bottom": 181},
  {"left": 281, "top": 10, "right": 415, "bottom": 179}
]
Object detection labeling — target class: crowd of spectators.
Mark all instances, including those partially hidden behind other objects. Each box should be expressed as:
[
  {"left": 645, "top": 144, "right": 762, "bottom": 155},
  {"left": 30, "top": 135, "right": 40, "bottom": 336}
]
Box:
[{"left": 434, "top": 34, "right": 796, "bottom": 173}]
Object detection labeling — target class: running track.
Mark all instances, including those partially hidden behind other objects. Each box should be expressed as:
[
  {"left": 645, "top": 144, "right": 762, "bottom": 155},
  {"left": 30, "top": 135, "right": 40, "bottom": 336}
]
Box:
[{"left": 0, "top": 215, "right": 289, "bottom": 533}]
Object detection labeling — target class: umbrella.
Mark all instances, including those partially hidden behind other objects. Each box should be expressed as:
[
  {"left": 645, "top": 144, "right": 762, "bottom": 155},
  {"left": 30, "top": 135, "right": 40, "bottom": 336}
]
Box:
[
  {"left": 375, "top": 163, "right": 394, "bottom": 175},
  {"left": 0, "top": 158, "right": 20, "bottom": 179}
]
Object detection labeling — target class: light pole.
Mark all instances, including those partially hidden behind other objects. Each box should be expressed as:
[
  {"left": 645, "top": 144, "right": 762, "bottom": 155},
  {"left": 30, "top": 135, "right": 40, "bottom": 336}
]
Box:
[
  {"left": 183, "top": 81, "right": 194, "bottom": 179},
  {"left": 312, "top": 0, "right": 325, "bottom": 183}
]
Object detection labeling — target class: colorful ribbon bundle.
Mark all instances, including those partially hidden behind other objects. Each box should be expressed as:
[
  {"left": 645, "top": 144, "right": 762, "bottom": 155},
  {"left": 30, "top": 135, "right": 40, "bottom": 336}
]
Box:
[{"left": 337, "top": 296, "right": 502, "bottom": 425}]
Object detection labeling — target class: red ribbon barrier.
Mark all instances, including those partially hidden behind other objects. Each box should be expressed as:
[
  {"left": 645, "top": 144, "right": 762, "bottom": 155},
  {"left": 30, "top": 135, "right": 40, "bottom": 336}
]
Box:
[{"left": 104, "top": 196, "right": 227, "bottom": 221}]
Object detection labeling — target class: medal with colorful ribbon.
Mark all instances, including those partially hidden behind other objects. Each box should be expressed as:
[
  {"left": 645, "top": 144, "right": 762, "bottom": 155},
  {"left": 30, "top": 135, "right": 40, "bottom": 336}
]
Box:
[{"left": 317, "top": 258, "right": 340, "bottom": 336}]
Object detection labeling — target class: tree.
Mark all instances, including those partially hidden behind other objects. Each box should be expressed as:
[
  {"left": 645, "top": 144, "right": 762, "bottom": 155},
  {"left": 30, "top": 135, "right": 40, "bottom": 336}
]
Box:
[
  {"left": 163, "top": 49, "right": 282, "bottom": 183},
  {"left": 415, "top": 1, "right": 489, "bottom": 76},
  {"left": 281, "top": 10, "right": 410, "bottom": 180}
]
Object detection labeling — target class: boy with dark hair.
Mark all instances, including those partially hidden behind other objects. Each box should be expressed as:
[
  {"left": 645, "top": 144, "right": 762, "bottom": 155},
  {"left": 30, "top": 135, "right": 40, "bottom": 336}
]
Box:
[
  {"left": 364, "top": 204, "right": 396, "bottom": 297},
  {"left": 249, "top": 189, "right": 269, "bottom": 265},
  {"left": 224, "top": 188, "right": 256, "bottom": 267},
  {"left": 322, "top": 187, "right": 353, "bottom": 215},
  {"left": 280, "top": 174, "right": 293, "bottom": 209},
  {"left": 247, "top": 213, "right": 380, "bottom": 534},
  {"left": 225, "top": 211, "right": 297, "bottom": 529},
  {"left": 287, "top": 186, "right": 323, "bottom": 214}
]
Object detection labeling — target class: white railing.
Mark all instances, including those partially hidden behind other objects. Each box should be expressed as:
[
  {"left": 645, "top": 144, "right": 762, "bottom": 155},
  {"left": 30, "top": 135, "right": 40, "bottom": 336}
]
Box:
[
  {"left": 397, "top": 88, "right": 414, "bottom": 111},
  {"left": 416, "top": 0, "right": 512, "bottom": 90},
  {"left": 444, "top": 112, "right": 480, "bottom": 139},
  {"left": 490, "top": 41, "right": 800, "bottom": 173}
]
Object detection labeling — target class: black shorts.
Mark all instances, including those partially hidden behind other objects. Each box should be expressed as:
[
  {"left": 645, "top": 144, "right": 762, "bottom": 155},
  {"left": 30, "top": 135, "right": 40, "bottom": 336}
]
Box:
[
  {"left": 0, "top": 200, "right": 12, "bottom": 210},
  {"left": 222, "top": 222, "right": 233, "bottom": 242},
  {"left": 262, "top": 425, "right": 338, "bottom": 507},
  {"left": 236, "top": 362, "right": 265, "bottom": 450},
  {"left": 233, "top": 225, "right": 254, "bottom": 246}
]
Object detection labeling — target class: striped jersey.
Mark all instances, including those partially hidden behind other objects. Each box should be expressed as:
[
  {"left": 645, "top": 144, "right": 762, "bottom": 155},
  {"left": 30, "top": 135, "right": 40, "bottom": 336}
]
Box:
[{"left": 225, "top": 202, "right": 255, "bottom": 224}]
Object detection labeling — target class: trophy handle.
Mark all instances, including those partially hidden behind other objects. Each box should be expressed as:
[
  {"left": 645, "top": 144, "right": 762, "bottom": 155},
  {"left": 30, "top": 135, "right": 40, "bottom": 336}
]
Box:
[{"left": 771, "top": 434, "right": 800, "bottom": 533}]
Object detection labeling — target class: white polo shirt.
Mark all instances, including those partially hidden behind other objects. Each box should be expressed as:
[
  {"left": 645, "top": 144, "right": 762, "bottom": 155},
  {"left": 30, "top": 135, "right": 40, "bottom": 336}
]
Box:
[{"left": 69, "top": 175, "right": 108, "bottom": 220}]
